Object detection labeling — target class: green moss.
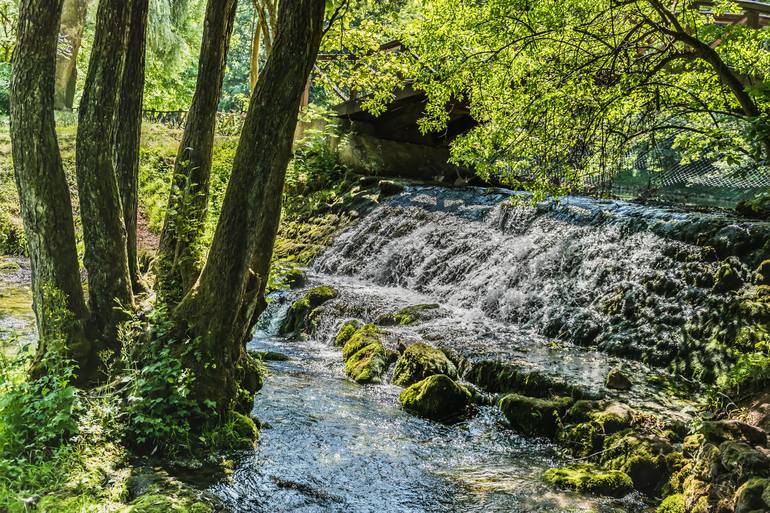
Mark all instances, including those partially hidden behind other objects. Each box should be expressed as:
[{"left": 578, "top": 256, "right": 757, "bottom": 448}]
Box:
[
  {"left": 755, "top": 260, "right": 770, "bottom": 286},
  {"left": 391, "top": 342, "right": 457, "bottom": 387},
  {"left": 341, "top": 324, "right": 383, "bottom": 361},
  {"left": 557, "top": 421, "right": 602, "bottom": 458},
  {"left": 124, "top": 493, "right": 212, "bottom": 513},
  {"left": 399, "top": 374, "right": 471, "bottom": 422},
  {"left": 543, "top": 464, "right": 633, "bottom": 497},
  {"left": 734, "top": 478, "right": 768, "bottom": 513},
  {"left": 498, "top": 393, "right": 573, "bottom": 438},
  {"left": 719, "top": 441, "right": 770, "bottom": 479},
  {"left": 377, "top": 304, "right": 440, "bottom": 326},
  {"left": 345, "top": 342, "right": 391, "bottom": 384},
  {"left": 713, "top": 261, "right": 743, "bottom": 293},
  {"left": 334, "top": 320, "right": 363, "bottom": 347},
  {"left": 280, "top": 286, "right": 338, "bottom": 335},
  {"left": 657, "top": 493, "right": 686, "bottom": 513},
  {"left": 201, "top": 412, "right": 259, "bottom": 451},
  {"left": 466, "top": 359, "right": 580, "bottom": 398}
]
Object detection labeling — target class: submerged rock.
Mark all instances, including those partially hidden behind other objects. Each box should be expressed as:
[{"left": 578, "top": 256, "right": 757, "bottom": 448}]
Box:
[
  {"left": 399, "top": 374, "right": 471, "bottom": 422},
  {"left": 280, "top": 286, "right": 338, "bottom": 335},
  {"left": 378, "top": 180, "right": 405, "bottom": 197},
  {"left": 543, "top": 464, "right": 633, "bottom": 497},
  {"left": 377, "top": 303, "right": 440, "bottom": 326},
  {"left": 391, "top": 342, "right": 457, "bottom": 387},
  {"left": 466, "top": 359, "right": 587, "bottom": 399},
  {"left": 498, "top": 393, "right": 572, "bottom": 438},
  {"left": 606, "top": 368, "right": 632, "bottom": 390}
]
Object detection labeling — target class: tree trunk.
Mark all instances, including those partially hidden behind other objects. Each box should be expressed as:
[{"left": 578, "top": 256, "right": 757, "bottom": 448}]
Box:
[
  {"left": 157, "top": 0, "right": 238, "bottom": 302},
  {"left": 115, "top": 0, "right": 150, "bottom": 294},
  {"left": 10, "top": 0, "right": 92, "bottom": 377},
  {"left": 173, "top": 0, "right": 325, "bottom": 413},
  {"left": 76, "top": 0, "right": 134, "bottom": 346},
  {"left": 249, "top": 12, "right": 261, "bottom": 91},
  {"left": 54, "top": 0, "right": 88, "bottom": 110}
]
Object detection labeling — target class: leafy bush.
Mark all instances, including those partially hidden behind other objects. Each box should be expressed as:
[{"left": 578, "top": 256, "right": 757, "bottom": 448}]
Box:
[{"left": 121, "top": 305, "right": 211, "bottom": 454}]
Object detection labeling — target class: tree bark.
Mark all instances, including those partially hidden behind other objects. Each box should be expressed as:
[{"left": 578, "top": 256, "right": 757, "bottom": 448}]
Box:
[
  {"left": 76, "top": 0, "right": 134, "bottom": 346},
  {"left": 157, "top": 0, "right": 238, "bottom": 302},
  {"left": 115, "top": 0, "right": 150, "bottom": 294},
  {"left": 10, "top": 0, "right": 92, "bottom": 376},
  {"left": 173, "top": 0, "right": 325, "bottom": 413},
  {"left": 54, "top": 0, "right": 88, "bottom": 110}
]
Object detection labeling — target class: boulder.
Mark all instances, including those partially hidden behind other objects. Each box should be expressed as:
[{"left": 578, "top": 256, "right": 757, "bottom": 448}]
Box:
[
  {"left": 334, "top": 319, "right": 363, "bottom": 347},
  {"left": 755, "top": 260, "right": 770, "bottom": 286},
  {"left": 341, "top": 324, "right": 383, "bottom": 361},
  {"left": 378, "top": 180, "right": 405, "bottom": 197},
  {"left": 391, "top": 342, "right": 457, "bottom": 387},
  {"left": 499, "top": 393, "right": 573, "bottom": 438},
  {"left": 466, "top": 359, "right": 585, "bottom": 398},
  {"left": 656, "top": 493, "right": 685, "bottom": 513},
  {"left": 720, "top": 441, "right": 770, "bottom": 479},
  {"left": 399, "top": 374, "right": 471, "bottom": 422},
  {"left": 345, "top": 342, "right": 392, "bottom": 384},
  {"left": 734, "top": 478, "right": 769, "bottom": 513},
  {"left": 377, "top": 303, "right": 440, "bottom": 326},
  {"left": 700, "top": 420, "right": 768, "bottom": 447},
  {"left": 712, "top": 259, "right": 744, "bottom": 293},
  {"left": 543, "top": 464, "right": 633, "bottom": 497},
  {"left": 606, "top": 368, "right": 632, "bottom": 391},
  {"left": 280, "top": 286, "right": 338, "bottom": 335}
]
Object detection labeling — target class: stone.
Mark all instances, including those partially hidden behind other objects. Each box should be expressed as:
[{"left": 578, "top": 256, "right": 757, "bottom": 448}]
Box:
[
  {"left": 700, "top": 420, "right": 768, "bottom": 447},
  {"left": 345, "top": 342, "right": 392, "bottom": 384},
  {"left": 499, "top": 393, "right": 573, "bottom": 438},
  {"left": 720, "top": 441, "right": 770, "bottom": 479},
  {"left": 543, "top": 464, "right": 633, "bottom": 497},
  {"left": 734, "top": 478, "right": 769, "bottom": 513},
  {"left": 399, "top": 374, "right": 472, "bottom": 422},
  {"left": 377, "top": 303, "right": 440, "bottom": 326},
  {"left": 254, "top": 351, "right": 290, "bottom": 362},
  {"left": 280, "top": 286, "right": 338, "bottom": 335},
  {"left": 466, "top": 359, "right": 585, "bottom": 398},
  {"left": 755, "top": 260, "right": 770, "bottom": 286},
  {"left": 391, "top": 342, "right": 457, "bottom": 387},
  {"left": 657, "top": 493, "right": 685, "bottom": 513},
  {"left": 606, "top": 368, "right": 632, "bottom": 390},
  {"left": 334, "top": 319, "right": 363, "bottom": 347},
  {"left": 378, "top": 180, "right": 405, "bottom": 197},
  {"left": 712, "top": 259, "right": 744, "bottom": 293},
  {"left": 341, "top": 324, "right": 384, "bottom": 361}
]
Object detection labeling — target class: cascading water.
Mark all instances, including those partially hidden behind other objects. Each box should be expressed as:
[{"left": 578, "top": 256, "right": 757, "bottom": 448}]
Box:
[{"left": 213, "top": 185, "right": 769, "bottom": 512}]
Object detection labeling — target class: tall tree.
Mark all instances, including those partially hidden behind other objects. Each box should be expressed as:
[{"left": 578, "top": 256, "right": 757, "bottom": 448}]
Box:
[
  {"left": 115, "top": 0, "right": 150, "bottom": 294},
  {"left": 54, "top": 0, "right": 89, "bottom": 110},
  {"left": 249, "top": 0, "right": 277, "bottom": 91},
  {"left": 9, "top": 0, "right": 91, "bottom": 375},
  {"left": 172, "top": 0, "right": 326, "bottom": 412},
  {"left": 76, "top": 0, "right": 134, "bottom": 346},
  {"left": 157, "top": 0, "right": 238, "bottom": 301}
]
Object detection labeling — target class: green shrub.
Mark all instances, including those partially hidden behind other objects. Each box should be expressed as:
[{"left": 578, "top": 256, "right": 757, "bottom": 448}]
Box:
[{"left": 0, "top": 63, "right": 10, "bottom": 115}]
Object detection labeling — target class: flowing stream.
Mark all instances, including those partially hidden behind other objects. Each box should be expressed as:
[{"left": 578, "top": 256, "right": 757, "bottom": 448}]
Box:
[{"left": 209, "top": 185, "right": 768, "bottom": 512}]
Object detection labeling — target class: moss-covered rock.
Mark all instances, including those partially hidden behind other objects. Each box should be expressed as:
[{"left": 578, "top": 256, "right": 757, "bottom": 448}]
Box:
[
  {"left": 280, "top": 286, "right": 338, "bottom": 335},
  {"left": 466, "top": 359, "right": 584, "bottom": 398},
  {"left": 341, "top": 324, "right": 383, "bottom": 361},
  {"left": 734, "top": 478, "right": 769, "bottom": 513},
  {"left": 700, "top": 419, "right": 767, "bottom": 447},
  {"left": 713, "top": 260, "right": 744, "bottom": 293},
  {"left": 334, "top": 319, "right": 362, "bottom": 347},
  {"left": 754, "top": 260, "right": 770, "bottom": 286},
  {"left": 391, "top": 342, "right": 457, "bottom": 387},
  {"left": 498, "top": 393, "right": 573, "bottom": 438},
  {"left": 543, "top": 464, "right": 633, "bottom": 497},
  {"left": 345, "top": 342, "right": 392, "bottom": 384},
  {"left": 399, "top": 374, "right": 472, "bottom": 422},
  {"left": 203, "top": 412, "right": 259, "bottom": 451},
  {"left": 558, "top": 421, "right": 603, "bottom": 458},
  {"left": 657, "top": 493, "right": 686, "bottom": 513},
  {"left": 377, "top": 303, "right": 440, "bottom": 326},
  {"left": 719, "top": 441, "right": 770, "bottom": 479}
]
